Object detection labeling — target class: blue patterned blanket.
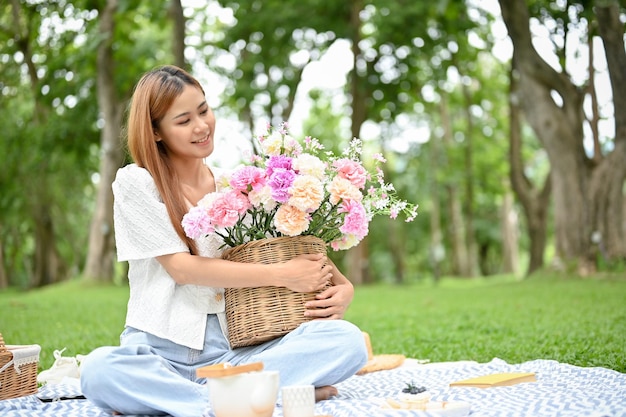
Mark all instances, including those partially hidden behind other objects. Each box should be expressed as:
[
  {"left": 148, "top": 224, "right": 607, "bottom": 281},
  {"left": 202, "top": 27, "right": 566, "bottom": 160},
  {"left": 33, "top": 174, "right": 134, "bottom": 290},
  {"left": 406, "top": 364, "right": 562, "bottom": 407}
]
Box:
[{"left": 1, "top": 358, "right": 625, "bottom": 416}]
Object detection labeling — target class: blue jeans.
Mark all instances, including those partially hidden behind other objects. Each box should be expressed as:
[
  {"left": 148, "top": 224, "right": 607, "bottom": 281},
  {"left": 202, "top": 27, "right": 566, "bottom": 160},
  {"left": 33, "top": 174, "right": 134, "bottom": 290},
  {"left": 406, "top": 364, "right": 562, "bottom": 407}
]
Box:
[{"left": 80, "top": 315, "right": 368, "bottom": 417}]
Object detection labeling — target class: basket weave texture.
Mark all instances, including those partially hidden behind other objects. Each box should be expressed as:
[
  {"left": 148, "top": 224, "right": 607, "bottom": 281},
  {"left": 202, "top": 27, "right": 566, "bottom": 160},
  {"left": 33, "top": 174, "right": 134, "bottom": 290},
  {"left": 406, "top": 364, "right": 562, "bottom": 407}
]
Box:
[
  {"left": 222, "top": 235, "right": 331, "bottom": 348},
  {"left": 0, "top": 333, "right": 40, "bottom": 400}
]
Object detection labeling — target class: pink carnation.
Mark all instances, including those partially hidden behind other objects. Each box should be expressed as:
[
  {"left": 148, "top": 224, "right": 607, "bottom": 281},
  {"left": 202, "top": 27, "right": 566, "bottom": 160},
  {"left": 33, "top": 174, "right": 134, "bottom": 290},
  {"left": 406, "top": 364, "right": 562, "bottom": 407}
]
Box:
[
  {"left": 268, "top": 168, "right": 296, "bottom": 203},
  {"left": 339, "top": 200, "right": 369, "bottom": 239},
  {"left": 333, "top": 158, "right": 367, "bottom": 189},
  {"left": 181, "top": 205, "right": 213, "bottom": 239},
  {"left": 266, "top": 155, "right": 293, "bottom": 176},
  {"left": 206, "top": 190, "right": 251, "bottom": 228},
  {"left": 229, "top": 166, "right": 266, "bottom": 192}
]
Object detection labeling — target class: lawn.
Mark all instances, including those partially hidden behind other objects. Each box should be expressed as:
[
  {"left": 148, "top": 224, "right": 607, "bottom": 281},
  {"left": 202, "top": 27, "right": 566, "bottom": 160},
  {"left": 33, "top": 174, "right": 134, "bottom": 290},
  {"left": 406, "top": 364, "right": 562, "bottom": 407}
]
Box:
[
  {"left": 348, "top": 274, "right": 626, "bottom": 373},
  {"left": 1, "top": 273, "right": 624, "bottom": 374}
]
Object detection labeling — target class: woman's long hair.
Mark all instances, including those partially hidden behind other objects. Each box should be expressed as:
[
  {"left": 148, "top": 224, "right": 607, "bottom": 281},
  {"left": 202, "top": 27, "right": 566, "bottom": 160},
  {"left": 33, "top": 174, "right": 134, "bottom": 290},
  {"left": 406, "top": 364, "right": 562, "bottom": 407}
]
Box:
[{"left": 126, "top": 65, "right": 204, "bottom": 255}]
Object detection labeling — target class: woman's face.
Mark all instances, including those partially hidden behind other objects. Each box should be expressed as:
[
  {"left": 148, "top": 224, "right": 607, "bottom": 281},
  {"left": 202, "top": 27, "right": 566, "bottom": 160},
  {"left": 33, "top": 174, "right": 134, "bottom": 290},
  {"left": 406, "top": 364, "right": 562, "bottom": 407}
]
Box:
[{"left": 154, "top": 85, "right": 216, "bottom": 161}]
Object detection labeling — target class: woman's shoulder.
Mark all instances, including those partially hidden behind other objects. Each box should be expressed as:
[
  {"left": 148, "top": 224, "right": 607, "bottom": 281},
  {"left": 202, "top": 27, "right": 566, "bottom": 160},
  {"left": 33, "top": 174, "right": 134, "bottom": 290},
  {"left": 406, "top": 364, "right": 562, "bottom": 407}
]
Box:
[
  {"left": 115, "top": 164, "right": 154, "bottom": 185},
  {"left": 113, "top": 164, "right": 158, "bottom": 198},
  {"left": 115, "top": 163, "right": 152, "bottom": 182}
]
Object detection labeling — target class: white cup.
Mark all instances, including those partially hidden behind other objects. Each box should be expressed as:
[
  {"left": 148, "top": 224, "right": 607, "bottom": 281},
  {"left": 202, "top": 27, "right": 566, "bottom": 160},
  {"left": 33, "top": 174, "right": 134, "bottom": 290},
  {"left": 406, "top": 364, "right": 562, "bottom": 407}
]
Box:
[
  {"left": 208, "top": 370, "right": 279, "bottom": 417},
  {"left": 281, "top": 384, "right": 315, "bottom": 417}
]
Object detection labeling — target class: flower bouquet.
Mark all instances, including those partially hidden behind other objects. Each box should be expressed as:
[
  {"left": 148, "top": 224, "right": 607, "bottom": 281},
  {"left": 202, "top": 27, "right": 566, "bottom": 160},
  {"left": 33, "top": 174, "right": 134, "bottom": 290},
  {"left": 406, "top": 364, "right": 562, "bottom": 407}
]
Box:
[{"left": 183, "top": 122, "right": 418, "bottom": 347}]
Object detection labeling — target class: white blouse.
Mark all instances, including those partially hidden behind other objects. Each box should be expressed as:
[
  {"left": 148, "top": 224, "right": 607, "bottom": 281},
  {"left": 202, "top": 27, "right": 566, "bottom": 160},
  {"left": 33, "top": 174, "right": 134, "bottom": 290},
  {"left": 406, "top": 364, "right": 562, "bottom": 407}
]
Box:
[{"left": 112, "top": 163, "right": 228, "bottom": 350}]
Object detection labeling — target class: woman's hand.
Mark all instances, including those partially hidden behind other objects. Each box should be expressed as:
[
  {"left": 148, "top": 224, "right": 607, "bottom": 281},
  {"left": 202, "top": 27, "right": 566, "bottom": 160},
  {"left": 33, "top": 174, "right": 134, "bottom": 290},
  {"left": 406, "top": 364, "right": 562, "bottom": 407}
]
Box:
[
  {"left": 303, "top": 260, "right": 354, "bottom": 320},
  {"left": 276, "top": 253, "right": 333, "bottom": 293}
]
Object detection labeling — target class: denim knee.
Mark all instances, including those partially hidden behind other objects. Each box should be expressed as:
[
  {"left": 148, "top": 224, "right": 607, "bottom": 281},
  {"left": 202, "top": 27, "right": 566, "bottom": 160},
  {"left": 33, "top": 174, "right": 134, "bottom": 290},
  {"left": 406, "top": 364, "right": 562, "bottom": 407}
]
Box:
[{"left": 305, "top": 320, "right": 369, "bottom": 368}]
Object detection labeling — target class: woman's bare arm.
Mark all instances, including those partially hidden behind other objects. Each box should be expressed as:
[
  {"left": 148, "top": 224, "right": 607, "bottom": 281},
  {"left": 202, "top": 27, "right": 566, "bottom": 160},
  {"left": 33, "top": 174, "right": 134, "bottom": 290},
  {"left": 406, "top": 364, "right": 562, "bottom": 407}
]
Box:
[{"left": 156, "top": 252, "right": 333, "bottom": 293}]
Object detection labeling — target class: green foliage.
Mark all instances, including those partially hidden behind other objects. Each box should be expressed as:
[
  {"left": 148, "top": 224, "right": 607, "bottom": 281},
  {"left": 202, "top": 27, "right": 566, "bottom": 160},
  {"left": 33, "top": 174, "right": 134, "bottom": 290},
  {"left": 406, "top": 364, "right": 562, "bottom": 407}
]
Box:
[
  {"left": 302, "top": 89, "right": 349, "bottom": 144},
  {"left": 0, "top": 1, "right": 102, "bottom": 287},
  {"left": 204, "top": 0, "right": 352, "bottom": 128},
  {"left": 113, "top": 0, "right": 175, "bottom": 92},
  {"left": 0, "top": 0, "right": 179, "bottom": 288},
  {"left": 2, "top": 0, "right": 620, "bottom": 289},
  {"left": 1, "top": 275, "right": 624, "bottom": 374}
]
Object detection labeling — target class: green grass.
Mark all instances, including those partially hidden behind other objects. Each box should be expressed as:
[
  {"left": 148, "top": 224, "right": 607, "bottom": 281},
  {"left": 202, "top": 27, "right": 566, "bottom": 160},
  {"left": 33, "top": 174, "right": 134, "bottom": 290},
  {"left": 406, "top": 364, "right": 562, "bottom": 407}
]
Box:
[
  {"left": 1, "top": 274, "right": 625, "bottom": 374},
  {"left": 346, "top": 274, "right": 626, "bottom": 373},
  {"left": 0, "top": 281, "right": 128, "bottom": 371}
]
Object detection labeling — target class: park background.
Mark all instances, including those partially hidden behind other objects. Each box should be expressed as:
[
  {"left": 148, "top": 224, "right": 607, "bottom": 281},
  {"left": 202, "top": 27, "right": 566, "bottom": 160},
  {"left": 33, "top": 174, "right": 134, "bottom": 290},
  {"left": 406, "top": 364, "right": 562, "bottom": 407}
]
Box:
[{"left": 0, "top": 0, "right": 625, "bottom": 372}]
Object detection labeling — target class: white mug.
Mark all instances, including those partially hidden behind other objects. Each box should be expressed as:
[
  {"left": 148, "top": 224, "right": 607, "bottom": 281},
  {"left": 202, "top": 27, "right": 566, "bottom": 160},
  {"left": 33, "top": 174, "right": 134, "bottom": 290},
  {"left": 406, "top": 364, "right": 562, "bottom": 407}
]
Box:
[
  {"left": 208, "top": 370, "right": 279, "bottom": 417},
  {"left": 281, "top": 384, "right": 315, "bottom": 417}
]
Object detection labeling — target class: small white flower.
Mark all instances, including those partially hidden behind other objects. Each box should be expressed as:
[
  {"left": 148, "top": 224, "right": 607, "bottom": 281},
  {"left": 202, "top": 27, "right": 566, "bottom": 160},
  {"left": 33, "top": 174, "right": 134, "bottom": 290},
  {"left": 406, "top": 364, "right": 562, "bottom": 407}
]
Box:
[
  {"left": 374, "top": 198, "right": 390, "bottom": 210},
  {"left": 261, "top": 131, "right": 284, "bottom": 156},
  {"left": 293, "top": 153, "right": 327, "bottom": 180},
  {"left": 282, "top": 134, "right": 303, "bottom": 155}
]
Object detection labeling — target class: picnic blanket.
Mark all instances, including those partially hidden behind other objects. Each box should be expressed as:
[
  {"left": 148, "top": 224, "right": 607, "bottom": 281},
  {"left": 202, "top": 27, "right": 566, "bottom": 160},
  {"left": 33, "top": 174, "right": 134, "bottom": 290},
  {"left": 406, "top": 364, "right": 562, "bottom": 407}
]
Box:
[{"left": 1, "top": 357, "right": 625, "bottom": 416}]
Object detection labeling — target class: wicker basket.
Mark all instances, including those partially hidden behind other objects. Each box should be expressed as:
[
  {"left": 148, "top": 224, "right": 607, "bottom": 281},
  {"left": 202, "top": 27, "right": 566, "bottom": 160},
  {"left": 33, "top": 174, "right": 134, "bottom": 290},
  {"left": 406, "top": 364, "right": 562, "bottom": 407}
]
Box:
[
  {"left": 221, "top": 235, "right": 332, "bottom": 348},
  {"left": 0, "top": 333, "right": 40, "bottom": 400}
]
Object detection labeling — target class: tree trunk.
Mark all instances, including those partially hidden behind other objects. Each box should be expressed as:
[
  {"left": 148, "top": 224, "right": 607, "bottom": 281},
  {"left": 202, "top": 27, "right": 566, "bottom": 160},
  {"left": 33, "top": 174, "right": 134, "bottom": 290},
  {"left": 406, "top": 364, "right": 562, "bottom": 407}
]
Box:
[
  {"left": 9, "top": 0, "right": 64, "bottom": 287},
  {"left": 429, "top": 133, "right": 445, "bottom": 283},
  {"left": 586, "top": 35, "right": 602, "bottom": 165},
  {"left": 447, "top": 186, "right": 469, "bottom": 276},
  {"left": 461, "top": 83, "right": 479, "bottom": 277},
  {"left": 346, "top": 0, "right": 369, "bottom": 285},
  {"left": 499, "top": 0, "right": 626, "bottom": 274},
  {"left": 508, "top": 61, "right": 551, "bottom": 276},
  {"left": 170, "top": 0, "right": 186, "bottom": 69},
  {"left": 84, "top": 0, "right": 125, "bottom": 282},
  {"left": 594, "top": 3, "right": 626, "bottom": 261},
  {"left": 388, "top": 218, "right": 406, "bottom": 284},
  {"left": 0, "top": 239, "right": 8, "bottom": 289},
  {"left": 500, "top": 191, "right": 519, "bottom": 274},
  {"left": 439, "top": 95, "right": 470, "bottom": 276},
  {"left": 33, "top": 201, "right": 63, "bottom": 287}
]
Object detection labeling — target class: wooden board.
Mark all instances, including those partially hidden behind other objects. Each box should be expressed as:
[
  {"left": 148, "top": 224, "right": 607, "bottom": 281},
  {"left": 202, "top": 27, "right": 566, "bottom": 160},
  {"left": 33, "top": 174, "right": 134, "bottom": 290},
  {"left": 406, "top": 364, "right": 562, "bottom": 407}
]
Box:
[{"left": 196, "top": 362, "right": 264, "bottom": 378}]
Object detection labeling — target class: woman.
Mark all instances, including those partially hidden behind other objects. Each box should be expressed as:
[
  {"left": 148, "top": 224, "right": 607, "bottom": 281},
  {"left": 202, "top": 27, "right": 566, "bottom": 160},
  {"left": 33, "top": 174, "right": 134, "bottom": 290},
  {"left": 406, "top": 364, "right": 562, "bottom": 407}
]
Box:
[{"left": 80, "top": 65, "right": 368, "bottom": 417}]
